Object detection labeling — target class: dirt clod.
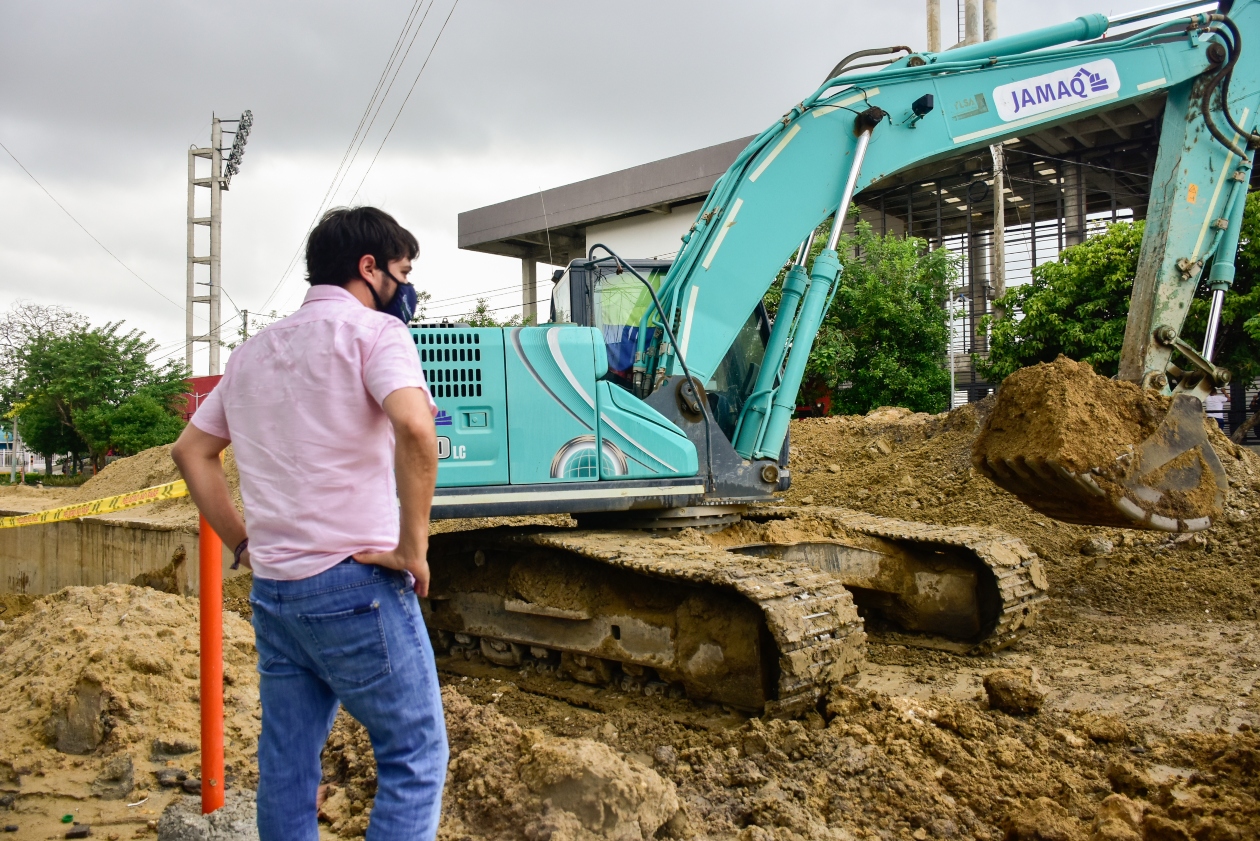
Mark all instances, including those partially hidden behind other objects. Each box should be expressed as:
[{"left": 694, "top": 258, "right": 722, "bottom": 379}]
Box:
[
  {"left": 984, "top": 669, "right": 1046, "bottom": 715},
  {"left": 974, "top": 357, "right": 1166, "bottom": 477},
  {"left": 1003, "top": 797, "right": 1085, "bottom": 841}
]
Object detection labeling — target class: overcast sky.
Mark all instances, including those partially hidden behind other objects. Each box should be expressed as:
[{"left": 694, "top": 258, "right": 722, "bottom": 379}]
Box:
[{"left": 2, "top": 0, "right": 1136, "bottom": 374}]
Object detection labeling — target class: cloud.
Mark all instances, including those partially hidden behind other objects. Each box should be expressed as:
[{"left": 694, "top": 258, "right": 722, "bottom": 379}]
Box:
[{"left": 0, "top": 0, "right": 1124, "bottom": 372}]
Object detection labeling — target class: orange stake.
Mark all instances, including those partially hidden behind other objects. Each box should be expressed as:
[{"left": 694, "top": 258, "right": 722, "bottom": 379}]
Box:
[{"left": 199, "top": 514, "right": 225, "bottom": 814}]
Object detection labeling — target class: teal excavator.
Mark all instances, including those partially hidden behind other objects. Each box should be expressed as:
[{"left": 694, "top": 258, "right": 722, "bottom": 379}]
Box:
[{"left": 418, "top": 0, "right": 1258, "bottom": 713}]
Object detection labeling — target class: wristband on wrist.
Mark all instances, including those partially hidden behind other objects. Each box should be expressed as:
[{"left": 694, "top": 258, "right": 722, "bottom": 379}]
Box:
[{"left": 232, "top": 538, "right": 249, "bottom": 570}]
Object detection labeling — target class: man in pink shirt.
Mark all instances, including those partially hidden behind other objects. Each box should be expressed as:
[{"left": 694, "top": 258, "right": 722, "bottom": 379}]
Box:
[{"left": 172, "top": 207, "right": 445, "bottom": 841}]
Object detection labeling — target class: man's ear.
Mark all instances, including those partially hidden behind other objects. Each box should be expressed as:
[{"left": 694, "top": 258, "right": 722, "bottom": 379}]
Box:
[{"left": 357, "top": 254, "right": 378, "bottom": 285}]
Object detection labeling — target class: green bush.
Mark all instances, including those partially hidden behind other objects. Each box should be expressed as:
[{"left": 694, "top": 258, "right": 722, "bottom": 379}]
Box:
[{"left": 0, "top": 473, "right": 90, "bottom": 487}]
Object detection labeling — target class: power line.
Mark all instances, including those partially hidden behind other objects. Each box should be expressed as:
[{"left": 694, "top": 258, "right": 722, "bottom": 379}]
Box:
[
  {"left": 327, "top": 0, "right": 438, "bottom": 204},
  {"left": 423, "top": 281, "right": 524, "bottom": 308},
  {"left": 0, "top": 139, "right": 186, "bottom": 312},
  {"left": 348, "top": 0, "right": 462, "bottom": 203},
  {"left": 275, "top": 0, "right": 462, "bottom": 316},
  {"left": 255, "top": 0, "right": 436, "bottom": 314},
  {"left": 429, "top": 296, "right": 551, "bottom": 318}
]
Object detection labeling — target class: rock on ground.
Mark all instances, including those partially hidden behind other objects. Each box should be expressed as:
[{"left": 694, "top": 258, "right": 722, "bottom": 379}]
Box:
[
  {"left": 984, "top": 669, "right": 1046, "bottom": 715},
  {"left": 158, "top": 791, "right": 259, "bottom": 841}
]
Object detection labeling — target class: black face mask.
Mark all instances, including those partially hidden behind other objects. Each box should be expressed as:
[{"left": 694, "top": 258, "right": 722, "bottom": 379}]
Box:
[{"left": 368, "top": 266, "right": 418, "bottom": 325}]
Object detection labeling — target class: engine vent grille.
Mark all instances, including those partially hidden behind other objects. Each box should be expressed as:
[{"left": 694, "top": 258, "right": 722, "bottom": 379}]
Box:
[{"left": 416, "top": 329, "right": 484, "bottom": 399}]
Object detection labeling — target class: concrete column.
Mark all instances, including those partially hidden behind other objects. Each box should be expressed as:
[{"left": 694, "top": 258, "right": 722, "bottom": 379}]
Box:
[
  {"left": 521, "top": 258, "right": 537, "bottom": 323},
  {"left": 967, "top": 231, "right": 989, "bottom": 356},
  {"left": 964, "top": 0, "right": 982, "bottom": 45},
  {"left": 990, "top": 144, "right": 1007, "bottom": 318},
  {"left": 983, "top": 0, "right": 998, "bottom": 41},
  {"left": 1064, "top": 162, "right": 1087, "bottom": 246},
  {"left": 927, "top": 0, "right": 941, "bottom": 52}
]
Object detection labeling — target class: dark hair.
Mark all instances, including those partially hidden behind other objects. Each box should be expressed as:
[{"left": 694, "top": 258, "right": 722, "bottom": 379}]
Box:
[{"left": 305, "top": 206, "right": 419, "bottom": 286}]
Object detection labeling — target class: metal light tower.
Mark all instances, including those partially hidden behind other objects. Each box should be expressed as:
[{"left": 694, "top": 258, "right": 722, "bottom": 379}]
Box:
[{"left": 187, "top": 111, "right": 252, "bottom": 375}]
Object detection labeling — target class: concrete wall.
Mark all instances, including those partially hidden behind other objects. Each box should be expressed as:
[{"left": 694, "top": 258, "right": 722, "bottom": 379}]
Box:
[
  {"left": 584, "top": 201, "right": 704, "bottom": 260},
  {"left": 0, "top": 512, "right": 233, "bottom": 597}
]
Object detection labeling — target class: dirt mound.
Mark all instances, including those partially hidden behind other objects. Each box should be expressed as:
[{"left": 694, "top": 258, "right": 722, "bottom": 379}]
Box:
[
  {"left": 61, "top": 446, "right": 183, "bottom": 503},
  {"left": 0, "top": 584, "right": 259, "bottom": 805},
  {"left": 427, "top": 674, "right": 1258, "bottom": 841},
  {"left": 319, "top": 689, "right": 680, "bottom": 839},
  {"left": 784, "top": 396, "right": 1260, "bottom": 620},
  {"left": 973, "top": 356, "right": 1224, "bottom": 526},
  {"left": 974, "top": 356, "right": 1168, "bottom": 476}
]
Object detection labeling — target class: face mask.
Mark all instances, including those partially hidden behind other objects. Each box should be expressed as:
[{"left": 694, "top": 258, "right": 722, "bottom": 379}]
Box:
[{"left": 369, "top": 266, "right": 418, "bottom": 325}]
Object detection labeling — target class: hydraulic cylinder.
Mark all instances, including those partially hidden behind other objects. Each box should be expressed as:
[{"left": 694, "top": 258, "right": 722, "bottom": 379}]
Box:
[
  {"left": 734, "top": 250, "right": 811, "bottom": 457},
  {"left": 756, "top": 250, "right": 841, "bottom": 458}
]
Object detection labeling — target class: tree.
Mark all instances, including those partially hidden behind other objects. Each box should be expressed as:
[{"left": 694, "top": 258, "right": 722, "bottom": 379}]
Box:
[
  {"left": 1, "top": 304, "right": 85, "bottom": 474},
  {"left": 0, "top": 302, "right": 81, "bottom": 410},
  {"left": 978, "top": 221, "right": 1140, "bottom": 381},
  {"left": 981, "top": 190, "right": 1260, "bottom": 383},
  {"left": 461, "top": 298, "right": 528, "bottom": 328},
  {"left": 767, "top": 214, "right": 959, "bottom": 415},
  {"left": 15, "top": 322, "right": 188, "bottom": 471}
]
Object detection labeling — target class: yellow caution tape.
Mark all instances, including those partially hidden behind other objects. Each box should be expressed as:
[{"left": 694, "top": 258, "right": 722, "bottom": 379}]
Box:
[{"left": 0, "top": 480, "right": 189, "bottom": 529}]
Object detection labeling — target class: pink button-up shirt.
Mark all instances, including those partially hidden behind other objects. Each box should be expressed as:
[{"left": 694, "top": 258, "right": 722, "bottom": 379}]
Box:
[{"left": 191, "top": 284, "right": 436, "bottom": 580}]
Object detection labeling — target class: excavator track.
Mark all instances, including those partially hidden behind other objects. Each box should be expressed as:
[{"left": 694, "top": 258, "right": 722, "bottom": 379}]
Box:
[
  {"left": 423, "top": 508, "right": 1047, "bottom": 714},
  {"left": 422, "top": 528, "right": 866, "bottom": 716},
  {"left": 743, "top": 507, "right": 1049, "bottom": 654}
]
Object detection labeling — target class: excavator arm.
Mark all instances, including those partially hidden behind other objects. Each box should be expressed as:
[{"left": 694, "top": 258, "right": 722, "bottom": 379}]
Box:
[{"left": 624, "top": 0, "right": 1259, "bottom": 528}]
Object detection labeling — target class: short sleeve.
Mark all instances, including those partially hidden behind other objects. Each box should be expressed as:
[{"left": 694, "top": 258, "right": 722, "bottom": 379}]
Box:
[
  {"left": 364, "top": 323, "right": 437, "bottom": 415},
  {"left": 190, "top": 376, "right": 231, "bottom": 440}
]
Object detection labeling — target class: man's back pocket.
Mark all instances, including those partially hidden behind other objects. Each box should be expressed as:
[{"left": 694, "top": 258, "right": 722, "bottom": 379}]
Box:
[{"left": 300, "top": 601, "right": 392, "bottom": 688}]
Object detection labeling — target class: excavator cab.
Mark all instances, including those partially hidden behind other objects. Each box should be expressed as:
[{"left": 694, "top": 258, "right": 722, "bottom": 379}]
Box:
[{"left": 550, "top": 258, "right": 773, "bottom": 442}]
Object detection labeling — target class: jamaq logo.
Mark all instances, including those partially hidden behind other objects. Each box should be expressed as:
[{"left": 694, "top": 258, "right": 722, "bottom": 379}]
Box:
[{"left": 1011, "top": 67, "right": 1108, "bottom": 114}]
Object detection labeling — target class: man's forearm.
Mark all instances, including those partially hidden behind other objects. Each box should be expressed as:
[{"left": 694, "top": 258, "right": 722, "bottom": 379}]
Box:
[
  {"left": 395, "top": 421, "right": 438, "bottom": 552},
  {"left": 174, "top": 452, "right": 247, "bottom": 550},
  {"left": 172, "top": 425, "right": 247, "bottom": 553}
]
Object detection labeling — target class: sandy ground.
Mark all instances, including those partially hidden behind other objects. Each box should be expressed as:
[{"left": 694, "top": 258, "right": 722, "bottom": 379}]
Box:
[{"left": 0, "top": 397, "right": 1256, "bottom": 840}]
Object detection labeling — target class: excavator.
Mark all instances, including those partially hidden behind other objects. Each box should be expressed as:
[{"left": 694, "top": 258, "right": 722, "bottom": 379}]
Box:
[{"left": 417, "top": 0, "right": 1258, "bottom": 713}]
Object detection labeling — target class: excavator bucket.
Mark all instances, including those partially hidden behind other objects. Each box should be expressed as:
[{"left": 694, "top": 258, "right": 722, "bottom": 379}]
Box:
[{"left": 972, "top": 358, "right": 1227, "bottom": 532}]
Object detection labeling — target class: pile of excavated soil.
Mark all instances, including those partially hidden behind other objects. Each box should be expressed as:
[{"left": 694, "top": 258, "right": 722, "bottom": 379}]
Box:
[
  {"left": 0, "top": 593, "right": 35, "bottom": 624},
  {"left": 0, "top": 445, "right": 241, "bottom": 530},
  {"left": 61, "top": 447, "right": 184, "bottom": 504},
  {"left": 317, "top": 671, "right": 1260, "bottom": 841},
  {"left": 784, "top": 397, "right": 1260, "bottom": 621},
  {"left": 0, "top": 483, "right": 71, "bottom": 514},
  {"left": 0, "top": 585, "right": 260, "bottom": 808},
  {"left": 973, "top": 356, "right": 1224, "bottom": 525},
  {"left": 974, "top": 356, "right": 1168, "bottom": 476},
  {"left": 321, "top": 690, "right": 680, "bottom": 840}
]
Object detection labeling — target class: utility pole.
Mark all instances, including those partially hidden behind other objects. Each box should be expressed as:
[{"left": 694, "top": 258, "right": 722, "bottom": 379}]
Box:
[
  {"left": 187, "top": 111, "right": 252, "bottom": 375},
  {"left": 986, "top": 5, "right": 1007, "bottom": 321}
]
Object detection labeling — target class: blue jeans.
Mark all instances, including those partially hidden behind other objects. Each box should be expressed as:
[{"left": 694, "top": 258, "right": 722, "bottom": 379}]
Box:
[{"left": 249, "top": 560, "right": 447, "bottom": 841}]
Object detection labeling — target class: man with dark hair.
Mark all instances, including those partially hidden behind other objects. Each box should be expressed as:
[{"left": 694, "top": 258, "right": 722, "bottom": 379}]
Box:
[{"left": 172, "top": 206, "right": 446, "bottom": 840}]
